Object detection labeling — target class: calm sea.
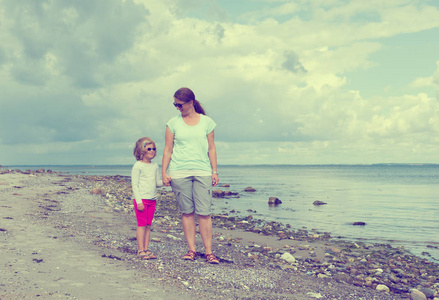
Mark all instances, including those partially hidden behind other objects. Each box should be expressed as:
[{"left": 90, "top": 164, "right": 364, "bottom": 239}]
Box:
[{"left": 6, "top": 164, "right": 439, "bottom": 261}]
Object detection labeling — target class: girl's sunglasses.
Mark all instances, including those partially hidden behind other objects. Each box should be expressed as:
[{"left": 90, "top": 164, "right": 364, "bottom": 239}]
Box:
[
  {"left": 143, "top": 143, "right": 156, "bottom": 151},
  {"left": 173, "top": 102, "right": 184, "bottom": 108}
]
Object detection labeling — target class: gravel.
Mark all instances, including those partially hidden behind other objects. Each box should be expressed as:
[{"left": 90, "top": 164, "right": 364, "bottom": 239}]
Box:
[{"left": 3, "top": 170, "right": 433, "bottom": 299}]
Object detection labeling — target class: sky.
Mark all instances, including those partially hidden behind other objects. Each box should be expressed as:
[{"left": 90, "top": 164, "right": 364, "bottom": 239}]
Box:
[{"left": 1, "top": 0, "right": 439, "bottom": 166}]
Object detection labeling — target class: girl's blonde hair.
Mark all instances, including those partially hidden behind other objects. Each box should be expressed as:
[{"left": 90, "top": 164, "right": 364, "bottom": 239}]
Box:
[{"left": 133, "top": 137, "right": 156, "bottom": 161}]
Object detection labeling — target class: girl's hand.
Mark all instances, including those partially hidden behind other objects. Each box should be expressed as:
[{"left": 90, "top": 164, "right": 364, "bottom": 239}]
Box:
[
  {"left": 137, "top": 202, "right": 145, "bottom": 211},
  {"left": 212, "top": 173, "right": 219, "bottom": 187},
  {"left": 162, "top": 174, "right": 172, "bottom": 186}
]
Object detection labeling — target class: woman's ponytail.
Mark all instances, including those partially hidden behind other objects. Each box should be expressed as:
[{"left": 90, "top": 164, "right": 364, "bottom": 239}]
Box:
[
  {"left": 193, "top": 99, "right": 206, "bottom": 115},
  {"left": 174, "top": 87, "right": 206, "bottom": 115}
]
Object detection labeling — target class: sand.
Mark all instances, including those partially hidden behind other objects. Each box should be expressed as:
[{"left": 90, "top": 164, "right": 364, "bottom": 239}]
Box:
[
  {"left": 0, "top": 171, "right": 422, "bottom": 299},
  {"left": 0, "top": 173, "right": 192, "bottom": 299}
]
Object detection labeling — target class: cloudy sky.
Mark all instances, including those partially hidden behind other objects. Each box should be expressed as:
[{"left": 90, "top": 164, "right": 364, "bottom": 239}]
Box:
[{"left": 1, "top": 0, "right": 439, "bottom": 166}]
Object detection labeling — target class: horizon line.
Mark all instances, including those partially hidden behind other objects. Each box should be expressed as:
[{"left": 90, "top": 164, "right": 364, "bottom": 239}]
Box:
[{"left": 3, "top": 163, "right": 439, "bottom": 167}]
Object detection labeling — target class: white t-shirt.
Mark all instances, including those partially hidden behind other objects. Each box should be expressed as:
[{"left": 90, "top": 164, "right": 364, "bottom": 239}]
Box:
[
  {"left": 166, "top": 114, "right": 216, "bottom": 177},
  {"left": 131, "top": 161, "right": 163, "bottom": 204}
]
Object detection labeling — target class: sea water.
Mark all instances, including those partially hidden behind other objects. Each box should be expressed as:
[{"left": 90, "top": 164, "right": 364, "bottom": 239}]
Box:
[
  {"left": 214, "top": 164, "right": 439, "bottom": 261},
  {"left": 6, "top": 164, "right": 439, "bottom": 260}
]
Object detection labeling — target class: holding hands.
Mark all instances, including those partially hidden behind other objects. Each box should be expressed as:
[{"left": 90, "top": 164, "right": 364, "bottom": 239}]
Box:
[
  {"left": 162, "top": 174, "right": 172, "bottom": 186},
  {"left": 212, "top": 173, "right": 219, "bottom": 187}
]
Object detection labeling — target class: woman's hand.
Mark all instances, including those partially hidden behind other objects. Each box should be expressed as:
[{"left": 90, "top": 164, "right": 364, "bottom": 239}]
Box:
[
  {"left": 212, "top": 173, "right": 219, "bottom": 187},
  {"left": 137, "top": 202, "right": 145, "bottom": 211},
  {"left": 162, "top": 174, "right": 172, "bottom": 186}
]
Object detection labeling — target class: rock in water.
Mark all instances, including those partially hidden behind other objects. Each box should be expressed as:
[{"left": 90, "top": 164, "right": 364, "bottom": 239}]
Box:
[
  {"left": 212, "top": 190, "right": 225, "bottom": 198},
  {"left": 244, "top": 186, "right": 256, "bottom": 192},
  {"left": 353, "top": 222, "right": 366, "bottom": 226},
  {"left": 313, "top": 200, "right": 327, "bottom": 206},
  {"left": 268, "top": 197, "right": 282, "bottom": 205}
]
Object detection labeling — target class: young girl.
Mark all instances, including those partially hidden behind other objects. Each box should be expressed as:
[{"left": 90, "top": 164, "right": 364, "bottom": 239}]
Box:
[{"left": 132, "top": 137, "right": 162, "bottom": 260}]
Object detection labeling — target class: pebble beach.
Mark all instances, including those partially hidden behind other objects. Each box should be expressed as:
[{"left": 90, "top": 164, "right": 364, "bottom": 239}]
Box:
[{"left": 1, "top": 168, "right": 438, "bottom": 299}]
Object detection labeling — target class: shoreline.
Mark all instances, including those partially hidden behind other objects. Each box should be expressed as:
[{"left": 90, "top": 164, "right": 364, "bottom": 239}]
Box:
[
  {"left": 1, "top": 169, "right": 437, "bottom": 299},
  {"left": 5, "top": 164, "right": 438, "bottom": 261}
]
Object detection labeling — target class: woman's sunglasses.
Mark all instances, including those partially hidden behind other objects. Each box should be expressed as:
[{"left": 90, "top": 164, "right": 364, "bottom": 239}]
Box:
[{"left": 173, "top": 102, "right": 184, "bottom": 108}]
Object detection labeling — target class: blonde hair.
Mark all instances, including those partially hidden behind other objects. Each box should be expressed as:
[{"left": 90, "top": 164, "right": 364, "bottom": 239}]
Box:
[{"left": 133, "top": 137, "right": 156, "bottom": 161}]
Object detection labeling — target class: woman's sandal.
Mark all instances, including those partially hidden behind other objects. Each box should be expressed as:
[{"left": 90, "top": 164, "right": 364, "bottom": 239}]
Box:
[
  {"left": 183, "top": 250, "right": 197, "bottom": 261},
  {"left": 205, "top": 253, "right": 219, "bottom": 264},
  {"left": 144, "top": 250, "right": 157, "bottom": 260},
  {"left": 137, "top": 250, "right": 148, "bottom": 259}
]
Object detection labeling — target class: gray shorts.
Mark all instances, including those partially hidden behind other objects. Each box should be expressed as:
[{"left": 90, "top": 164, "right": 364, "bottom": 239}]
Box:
[{"left": 170, "top": 176, "right": 212, "bottom": 215}]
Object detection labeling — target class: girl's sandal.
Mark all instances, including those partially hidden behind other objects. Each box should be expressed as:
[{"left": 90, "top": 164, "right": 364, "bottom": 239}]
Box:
[
  {"left": 183, "top": 250, "right": 197, "bottom": 261},
  {"left": 137, "top": 250, "right": 148, "bottom": 259},
  {"left": 143, "top": 250, "right": 157, "bottom": 260},
  {"left": 205, "top": 253, "right": 219, "bottom": 264}
]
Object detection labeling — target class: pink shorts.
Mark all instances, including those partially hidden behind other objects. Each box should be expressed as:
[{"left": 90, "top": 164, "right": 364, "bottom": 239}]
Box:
[{"left": 133, "top": 199, "right": 156, "bottom": 227}]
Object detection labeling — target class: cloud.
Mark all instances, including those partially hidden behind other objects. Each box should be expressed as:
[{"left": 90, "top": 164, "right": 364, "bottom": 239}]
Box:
[
  {"left": 1, "top": 0, "right": 439, "bottom": 165},
  {"left": 3, "top": 0, "right": 149, "bottom": 88}
]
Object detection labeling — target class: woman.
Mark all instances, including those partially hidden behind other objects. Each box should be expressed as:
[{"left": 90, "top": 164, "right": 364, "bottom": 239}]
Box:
[{"left": 162, "top": 87, "right": 220, "bottom": 264}]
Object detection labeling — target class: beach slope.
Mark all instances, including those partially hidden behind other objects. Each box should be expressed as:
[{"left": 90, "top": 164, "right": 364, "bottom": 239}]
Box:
[{"left": 0, "top": 171, "right": 424, "bottom": 299}]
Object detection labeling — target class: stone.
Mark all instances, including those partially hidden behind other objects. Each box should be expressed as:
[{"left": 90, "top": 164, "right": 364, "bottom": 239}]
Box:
[
  {"left": 410, "top": 289, "right": 427, "bottom": 300},
  {"left": 248, "top": 254, "right": 259, "bottom": 260},
  {"left": 306, "top": 292, "right": 323, "bottom": 299},
  {"left": 280, "top": 252, "right": 296, "bottom": 264},
  {"left": 331, "top": 247, "right": 341, "bottom": 253},
  {"left": 212, "top": 190, "right": 225, "bottom": 198},
  {"left": 389, "top": 274, "right": 400, "bottom": 283},
  {"left": 244, "top": 186, "right": 256, "bottom": 192},
  {"left": 353, "top": 222, "right": 366, "bottom": 226},
  {"left": 90, "top": 187, "right": 104, "bottom": 195},
  {"left": 224, "top": 191, "right": 239, "bottom": 197},
  {"left": 374, "top": 268, "right": 384, "bottom": 275},
  {"left": 166, "top": 234, "right": 181, "bottom": 241},
  {"left": 418, "top": 288, "right": 434, "bottom": 299},
  {"left": 313, "top": 200, "right": 327, "bottom": 206},
  {"left": 268, "top": 197, "right": 282, "bottom": 205},
  {"left": 376, "top": 284, "right": 390, "bottom": 292}
]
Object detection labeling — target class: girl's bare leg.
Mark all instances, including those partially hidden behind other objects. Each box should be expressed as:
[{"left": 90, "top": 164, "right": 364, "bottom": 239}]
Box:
[
  {"left": 136, "top": 226, "right": 146, "bottom": 251},
  {"left": 144, "top": 225, "right": 151, "bottom": 250}
]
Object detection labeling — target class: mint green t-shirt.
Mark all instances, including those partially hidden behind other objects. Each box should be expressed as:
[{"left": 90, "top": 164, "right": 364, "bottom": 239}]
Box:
[{"left": 166, "top": 114, "right": 216, "bottom": 172}]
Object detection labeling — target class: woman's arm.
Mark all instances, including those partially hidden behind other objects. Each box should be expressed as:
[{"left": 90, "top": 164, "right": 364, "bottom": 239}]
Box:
[
  {"left": 207, "top": 130, "right": 218, "bottom": 187},
  {"left": 162, "top": 126, "right": 174, "bottom": 186},
  {"left": 156, "top": 163, "right": 163, "bottom": 187}
]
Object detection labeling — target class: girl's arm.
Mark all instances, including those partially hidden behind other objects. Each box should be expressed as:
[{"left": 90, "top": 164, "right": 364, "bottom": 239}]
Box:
[
  {"left": 131, "top": 165, "right": 143, "bottom": 205},
  {"left": 162, "top": 126, "right": 174, "bottom": 186},
  {"left": 207, "top": 130, "right": 218, "bottom": 187}
]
